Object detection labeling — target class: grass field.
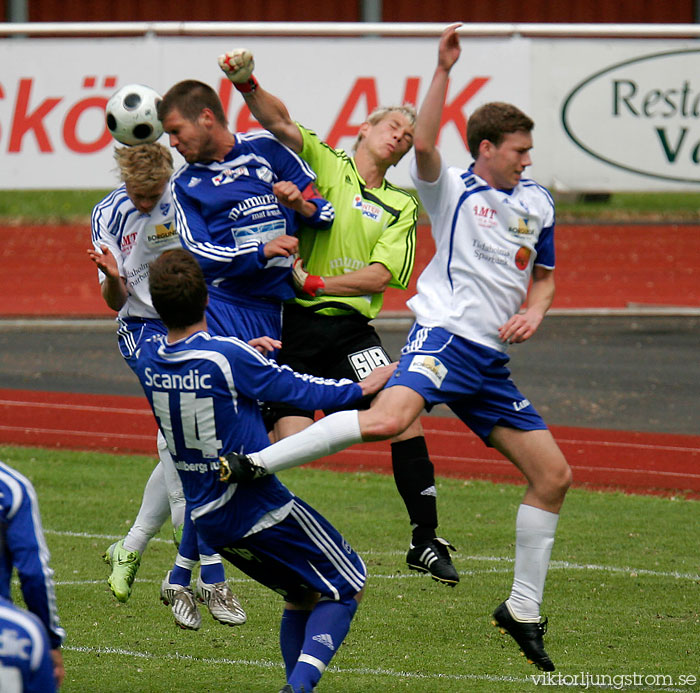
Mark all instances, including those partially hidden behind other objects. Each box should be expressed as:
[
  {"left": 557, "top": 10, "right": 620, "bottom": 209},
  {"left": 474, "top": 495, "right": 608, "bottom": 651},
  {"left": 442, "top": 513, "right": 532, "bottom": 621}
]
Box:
[
  {"left": 3, "top": 189, "right": 700, "bottom": 224},
  {"left": 1, "top": 188, "right": 698, "bottom": 691},
  {"left": 2, "top": 444, "right": 698, "bottom": 692}
]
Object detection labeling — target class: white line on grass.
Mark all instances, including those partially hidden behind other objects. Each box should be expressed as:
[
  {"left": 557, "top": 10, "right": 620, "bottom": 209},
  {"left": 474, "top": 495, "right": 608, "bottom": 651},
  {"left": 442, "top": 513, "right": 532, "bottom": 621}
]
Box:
[
  {"left": 456, "top": 554, "right": 700, "bottom": 582},
  {"left": 63, "top": 645, "right": 533, "bottom": 686},
  {"left": 62, "top": 645, "right": 693, "bottom": 691},
  {"left": 46, "top": 530, "right": 700, "bottom": 582}
]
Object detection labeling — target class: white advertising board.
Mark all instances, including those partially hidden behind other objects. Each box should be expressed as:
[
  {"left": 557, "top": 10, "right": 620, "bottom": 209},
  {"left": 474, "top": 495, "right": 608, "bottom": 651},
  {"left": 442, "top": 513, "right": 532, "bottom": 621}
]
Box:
[
  {"left": 1, "top": 33, "right": 699, "bottom": 191},
  {"left": 0, "top": 35, "right": 527, "bottom": 190},
  {"left": 531, "top": 38, "right": 700, "bottom": 191}
]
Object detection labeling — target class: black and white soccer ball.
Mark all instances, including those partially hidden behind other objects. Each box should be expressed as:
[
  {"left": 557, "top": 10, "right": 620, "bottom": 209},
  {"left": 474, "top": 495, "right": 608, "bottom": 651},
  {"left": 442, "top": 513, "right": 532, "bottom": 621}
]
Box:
[{"left": 105, "top": 84, "right": 163, "bottom": 146}]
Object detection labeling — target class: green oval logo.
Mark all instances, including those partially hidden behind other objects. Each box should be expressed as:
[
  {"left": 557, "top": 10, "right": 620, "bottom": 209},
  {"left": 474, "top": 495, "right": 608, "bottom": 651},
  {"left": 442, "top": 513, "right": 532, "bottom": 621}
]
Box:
[{"left": 562, "top": 49, "right": 700, "bottom": 184}]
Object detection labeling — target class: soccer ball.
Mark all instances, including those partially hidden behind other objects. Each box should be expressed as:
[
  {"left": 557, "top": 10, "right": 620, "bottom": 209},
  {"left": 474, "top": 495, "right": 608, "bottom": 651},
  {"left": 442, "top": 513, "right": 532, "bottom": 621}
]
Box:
[{"left": 105, "top": 84, "right": 163, "bottom": 146}]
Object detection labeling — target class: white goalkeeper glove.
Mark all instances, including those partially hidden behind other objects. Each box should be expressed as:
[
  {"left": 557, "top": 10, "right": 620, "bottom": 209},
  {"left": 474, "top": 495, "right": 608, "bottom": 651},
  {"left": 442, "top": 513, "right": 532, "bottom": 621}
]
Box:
[
  {"left": 292, "top": 257, "right": 325, "bottom": 297},
  {"left": 218, "top": 49, "right": 258, "bottom": 92}
]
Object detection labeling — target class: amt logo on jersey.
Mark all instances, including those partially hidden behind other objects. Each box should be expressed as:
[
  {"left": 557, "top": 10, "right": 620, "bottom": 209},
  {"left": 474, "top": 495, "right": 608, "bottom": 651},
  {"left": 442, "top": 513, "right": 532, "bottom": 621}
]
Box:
[
  {"left": 473, "top": 204, "right": 498, "bottom": 229},
  {"left": 121, "top": 230, "right": 138, "bottom": 251}
]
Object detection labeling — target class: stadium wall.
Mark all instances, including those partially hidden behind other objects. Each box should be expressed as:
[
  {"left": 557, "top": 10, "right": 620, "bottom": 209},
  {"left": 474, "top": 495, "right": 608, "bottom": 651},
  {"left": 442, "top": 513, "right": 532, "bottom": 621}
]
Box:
[{"left": 3, "top": 1, "right": 696, "bottom": 24}]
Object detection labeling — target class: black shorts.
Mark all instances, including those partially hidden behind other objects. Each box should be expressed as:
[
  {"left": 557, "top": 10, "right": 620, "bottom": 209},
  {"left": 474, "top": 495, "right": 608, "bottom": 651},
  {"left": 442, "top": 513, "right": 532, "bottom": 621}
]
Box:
[{"left": 272, "top": 303, "right": 392, "bottom": 420}]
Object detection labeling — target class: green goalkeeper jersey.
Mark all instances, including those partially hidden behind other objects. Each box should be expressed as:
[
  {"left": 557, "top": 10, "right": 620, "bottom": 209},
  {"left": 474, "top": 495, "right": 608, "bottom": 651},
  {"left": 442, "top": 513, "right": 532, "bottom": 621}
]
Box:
[{"left": 294, "top": 124, "right": 418, "bottom": 318}]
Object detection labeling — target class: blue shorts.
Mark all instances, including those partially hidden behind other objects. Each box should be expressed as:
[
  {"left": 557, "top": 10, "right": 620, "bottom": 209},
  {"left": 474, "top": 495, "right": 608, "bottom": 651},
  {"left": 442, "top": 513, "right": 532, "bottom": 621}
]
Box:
[
  {"left": 206, "top": 289, "right": 283, "bottom": 345},
  {"left": 216, "top": 497, "right": 366, "bottom": 603},
  {"left": 387, "top": 323, "right": 547, "bottom": 444},
  {"left": 116, "top": 317, "right": 167, "bottom": 371}
]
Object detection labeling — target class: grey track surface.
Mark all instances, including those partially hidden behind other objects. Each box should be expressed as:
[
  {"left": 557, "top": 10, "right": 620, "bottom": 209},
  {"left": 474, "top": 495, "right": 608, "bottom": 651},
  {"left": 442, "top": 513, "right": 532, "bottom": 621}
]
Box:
[{"left": 0, "top": 315, "right": 698, "bottom": 436}]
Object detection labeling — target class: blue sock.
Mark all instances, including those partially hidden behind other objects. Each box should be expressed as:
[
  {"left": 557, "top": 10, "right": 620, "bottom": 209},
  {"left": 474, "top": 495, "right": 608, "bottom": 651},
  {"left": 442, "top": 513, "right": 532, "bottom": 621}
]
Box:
[
  {"left": 170, "top": 555, "right": 194, "bottom": 586},
  {"left": 170, "top": 512, "right": 198, "bottom": 586},
  {"left": 199, "top": 554, "right": 226, "bottom": 584},
  {"left": 287, "top": 599, "right": 358, "bottom": 692},
  {"left": 280, "top": 609, "right": 311, "bottom": 677}
]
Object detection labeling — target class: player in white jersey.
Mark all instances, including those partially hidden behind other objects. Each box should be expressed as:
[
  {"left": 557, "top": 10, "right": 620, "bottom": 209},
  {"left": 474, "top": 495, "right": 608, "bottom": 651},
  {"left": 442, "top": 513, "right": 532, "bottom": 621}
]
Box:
[
  {"left": 217, "top": 25, "right": 572, "bottom": 672},
  {"left": 89, "top": 143, "right": 245, "bottom": 630},
  {"left": 89, "top": 146, "right": 181, "bottom": 322}
]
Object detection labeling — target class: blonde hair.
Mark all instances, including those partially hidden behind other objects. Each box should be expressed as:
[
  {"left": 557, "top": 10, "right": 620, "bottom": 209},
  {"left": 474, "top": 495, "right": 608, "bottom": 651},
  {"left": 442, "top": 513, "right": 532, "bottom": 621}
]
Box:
[
  {"left": 352, "top": 104, "right": 417, "bottom": 153},
  {"left": 114, "top": 142, "right": 173, "bottom": 190}
]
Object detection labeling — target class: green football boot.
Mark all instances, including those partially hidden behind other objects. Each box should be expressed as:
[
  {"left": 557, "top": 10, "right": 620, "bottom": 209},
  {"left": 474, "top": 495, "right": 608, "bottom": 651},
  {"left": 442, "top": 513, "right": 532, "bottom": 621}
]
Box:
[{"left": 103, "top": 539, "right": 141, "bottom": 603}]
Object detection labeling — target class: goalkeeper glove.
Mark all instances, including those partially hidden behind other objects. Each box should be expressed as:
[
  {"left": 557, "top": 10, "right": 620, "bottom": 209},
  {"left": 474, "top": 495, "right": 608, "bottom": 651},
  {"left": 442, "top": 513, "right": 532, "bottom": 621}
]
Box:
[
  {"left": 292, "top": 257, "right": 325, "bottom": 297},
  {"left": 219, "top": 452, "right": 267, "bottom": 484},
  {"left": 218, "top": 48, "right": 259, "bottom": 93}
]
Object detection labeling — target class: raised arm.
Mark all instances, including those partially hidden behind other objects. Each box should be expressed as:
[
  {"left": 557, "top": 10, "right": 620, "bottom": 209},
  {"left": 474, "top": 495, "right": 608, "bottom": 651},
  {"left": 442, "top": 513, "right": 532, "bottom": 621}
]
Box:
[
  {"left": 414, "top": 23, "right": 462, "bottom": 182},
  {"left": 219, "top": 49, "right": 304, "bottom": 153}
]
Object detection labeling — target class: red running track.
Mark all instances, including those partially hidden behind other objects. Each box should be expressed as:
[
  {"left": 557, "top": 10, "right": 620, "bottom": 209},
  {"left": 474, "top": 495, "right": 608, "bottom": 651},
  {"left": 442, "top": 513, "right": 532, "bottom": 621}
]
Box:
[
  {"left": 1, "top": 389, "right": 698, "bottom": 499},
  {"left": 386, "top": 223, "right": 700, "bottom": 312},
  {"left": 0, "top": 223, "right": 699, "bottom": 316},
  {"left": 1, "top": 223, "right": 698, "bottom": 498}
]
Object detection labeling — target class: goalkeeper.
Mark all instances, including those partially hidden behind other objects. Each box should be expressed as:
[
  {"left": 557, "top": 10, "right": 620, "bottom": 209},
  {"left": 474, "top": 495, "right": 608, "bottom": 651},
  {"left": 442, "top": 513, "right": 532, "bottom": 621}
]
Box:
[{"left": 219, "top": 49, "right": 458, "bottom": 586}]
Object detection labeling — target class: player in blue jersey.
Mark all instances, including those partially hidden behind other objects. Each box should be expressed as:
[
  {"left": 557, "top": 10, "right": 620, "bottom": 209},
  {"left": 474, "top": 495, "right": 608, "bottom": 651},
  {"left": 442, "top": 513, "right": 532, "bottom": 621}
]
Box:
[
  {"left": 0, "top": 460, "right": 65, "bottom": 690},
  {"left": 89, "top": 143, "right": 245, "bottom": 629},
  {"left": 0, "top": 596, "right": 57, "bottom": 693},
  {"left": 157, "top": 80, "right": 335, "bottom": 345},
  {"left": 217, "top": 25, "right": 572, "bottom": 673},
  {"left": 133, "top": 249, "right": 393, "bottom": 693}
]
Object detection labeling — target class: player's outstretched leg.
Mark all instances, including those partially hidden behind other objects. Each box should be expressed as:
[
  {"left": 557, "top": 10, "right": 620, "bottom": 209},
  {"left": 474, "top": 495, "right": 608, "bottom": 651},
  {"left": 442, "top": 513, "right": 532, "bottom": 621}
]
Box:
[
  {"left": 157, "top": 430, "right": 186, "bottom": 547},
  {"left": 492, "top": 600, "right": 554, "bottom": 671}
]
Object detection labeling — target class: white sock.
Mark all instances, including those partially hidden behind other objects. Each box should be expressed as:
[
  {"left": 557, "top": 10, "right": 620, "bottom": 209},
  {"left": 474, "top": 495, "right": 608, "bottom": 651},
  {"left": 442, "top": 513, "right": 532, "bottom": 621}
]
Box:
[
  {"left": 174, "top": 553, "right": 198, "bottom": 571},
  {"left": 255, "top": 410, "right": 362, "bottom": 474},
  {"left": 123, "top": 461, "right": 170, "bottom": 553},
  {"left": 507, "top": 504, "right": 559, "bottom": 621},
  {"left": 157, "top": 431, "right": 186, "bottom": 529}
]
